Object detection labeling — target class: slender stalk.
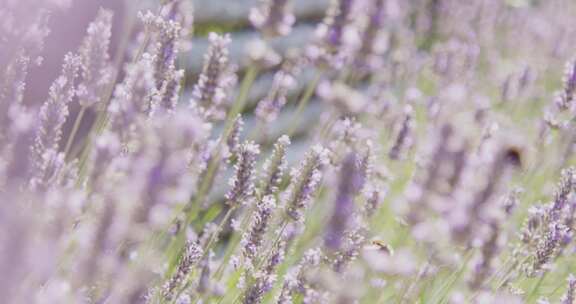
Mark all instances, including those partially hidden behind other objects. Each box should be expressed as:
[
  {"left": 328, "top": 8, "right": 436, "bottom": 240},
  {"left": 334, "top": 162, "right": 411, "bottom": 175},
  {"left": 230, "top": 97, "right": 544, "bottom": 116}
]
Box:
[
  {"left": 527, "top": 273, "right": 548, "bottom": 302},
  {"left": 63, "top": 106, "right": 86, "bottom": 160}
]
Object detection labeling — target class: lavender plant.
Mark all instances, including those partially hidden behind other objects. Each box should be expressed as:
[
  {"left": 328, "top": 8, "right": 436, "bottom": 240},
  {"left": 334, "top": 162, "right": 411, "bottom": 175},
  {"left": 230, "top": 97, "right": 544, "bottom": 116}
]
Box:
[{"left": 5, "top": 0, "right": 576, "bottom": 303}]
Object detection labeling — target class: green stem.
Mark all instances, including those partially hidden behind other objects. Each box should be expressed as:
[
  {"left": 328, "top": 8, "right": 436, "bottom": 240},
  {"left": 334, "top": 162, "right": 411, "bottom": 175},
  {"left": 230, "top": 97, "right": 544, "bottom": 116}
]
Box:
[
  {"left": 63, "top": 106, "right": 86, "bottom": 160},
  {"left": 527, "top": 273, "right": 547, "bottom": 302}
]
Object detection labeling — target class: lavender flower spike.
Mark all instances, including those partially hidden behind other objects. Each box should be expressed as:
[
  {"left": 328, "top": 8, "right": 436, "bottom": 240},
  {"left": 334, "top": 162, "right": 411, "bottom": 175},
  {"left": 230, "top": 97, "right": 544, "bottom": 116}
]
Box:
[
  {"left": 162, "top": 241, "right": 203, "bottom": 301},
  {"left": 285, "top": 145, "right": 331, "bottom": 222},
  {"left": 561, "top": 274, "right": 576, "bottom": 304},
  {"left": 190, "top": 32, "right": 235, "bottom": 121},
  {"left": 556, "top": 58, "right": 576, "bottom": 110},
  {"left": 31, "top": 53, "right": 81, "bottom": 190},
  {"left": 77, "top": 9, "right": 114, "bottom": 108},
  {"left": 226, "top": 141, "right": 261, "bottom": 206},
  {"left": 260, "top": 135, "right": 290, "bottom": 196},
  {"left": 241, "top": 195, "right": 276, "bottom": 263},
  {"left": 250, "top": 0, "right": 295, "bottom": 38},
  {"left": 310, "top": 0, "right": 360, "bottom": 67},
  {"left": 33, "top": 53, "right": 81, "bottom": 160},
  {"left": 243, "top": 241, "right": 286, "bottom": 304},
  {"left": 355, "top": 0, "right": 387, "bottom": 72},
  {"left": 255, "top": 71, "right": 295, "bottom": 124},
  {"left": 324, "top": 152, "right": 362, "bottom": 251}
]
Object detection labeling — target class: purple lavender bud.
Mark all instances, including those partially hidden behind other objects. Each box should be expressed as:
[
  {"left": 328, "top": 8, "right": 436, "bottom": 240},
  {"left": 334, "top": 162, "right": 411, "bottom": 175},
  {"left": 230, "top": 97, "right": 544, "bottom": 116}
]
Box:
[
  {"left": 243, "top": 241, "right": 286, "bottom": 304},
  {"left": 226, "top": 141, "right": 261, "bottom": 206},
  {"left": 285, "top": 145, "right": 331, "bottom": 222},
  {"left": 226, "top": 115, "right": 244, "bottom": 158},
  {"left": 355, "top": 0, "right": 387, "bottom": 72},
  {"left": 255, "top": 70, "right": 295, "bottom": 124},
  {"left": 556, "top": 58, "right": 576, "bottom": 110},
  {"left": 260, "top": 135, "right": 290, "bottom": 196},
  {"left": 250, "top": 0, "right": 295, "bottom": 38},
  {"left": 190, "top": 33, "right": 236, "bottom": 122},
  {"left": 32, "top": 53, "right": 81, "bottom": 169},
  {"left": 276, "top": 248, "right": 322, "bottom": 304},
  {"left": 322, "top": 0, "right": 355, "bottom": 50},
  {"left": 551, "top": 167, "right": 576, "bottom": 216},
  {"left": 561, "top": 274, "right": 576, "bottom": 304},
  {"left": 133, "top": 110, "right": 208, "bottom": 225},
  {"left": 241, "top": 195, "right": 276, "bottom": 262},
  {"left": 153, "top": 20, "right": 181, "bottom": 88},
  {"left": 108, "top": 55, "right": 156, "bottom": 133},
  {"left": 324, "top": 152, "right": 361, "bottom": 251},
  {"left": 310, "top": 0, "right": 360, "bottom": 67},
  {"left": 77, "top": 9, "right": 114, "bottom": 108},
  {"left": 162, "top": 241, "right": 203, "bottom": 301},
  {"left": 533, "top": 222, "right": 569, "bottom": 274}
]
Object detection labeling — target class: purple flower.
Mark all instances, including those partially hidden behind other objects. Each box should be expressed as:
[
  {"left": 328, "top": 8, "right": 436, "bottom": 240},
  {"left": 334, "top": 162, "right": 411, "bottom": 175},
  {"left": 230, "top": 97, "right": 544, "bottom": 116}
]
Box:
[
  {"left": 77, "top": 9, "right": 114, "bottom": 108},
  {"left": 190, "top": 33, "right": 236, "bottom": 122},
  {"left": 324, "top": 152, "right": 362, "bottom": 251},
  {"left": 250, "top": 0, "right": 295, "bottom": 38}
]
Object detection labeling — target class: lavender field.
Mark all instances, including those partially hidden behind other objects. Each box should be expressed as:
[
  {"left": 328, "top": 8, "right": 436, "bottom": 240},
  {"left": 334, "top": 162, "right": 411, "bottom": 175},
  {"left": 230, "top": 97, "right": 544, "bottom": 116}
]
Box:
[{"left": 3, "top": 0, "right": 576, "bottom": 303}]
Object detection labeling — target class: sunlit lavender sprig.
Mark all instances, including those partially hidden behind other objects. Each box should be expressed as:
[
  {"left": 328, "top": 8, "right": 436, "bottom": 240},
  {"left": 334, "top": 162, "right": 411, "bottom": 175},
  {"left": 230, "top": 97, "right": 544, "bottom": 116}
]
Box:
[
  {"left": 226, "top": 141, "right": 261, "bottom": 206},
  {"left": 31, "top": 53, "right": 81, "bottom": 190},
  {"left": 242, "top": 239, "right": 286, "bottom": 304},
  {"left": 310, "top": 0, "right": 361, "bottom": 67},
  {"left": 285, "top": 145, "right": 331, "bottom": 222},
  {"left": 226, "top": 115, "right": 244, "bottom": 160},
  {"left": 561, "top": 274, "right": 576, "bottom": 304},
  {"left": 260, "top": 135, "right": 290, "bottom": 196},
  {"left": 555, "top": 58, "right": 576, "bottom": 111},
  {"left": 324, "top": 152, "right": 362, "bottom": 251},
  {"left": 33, "top": 53, "right": 80, "bottom": 152},
  {"left": 190, "top": 32, "right": 236, "bottom": 121},
  {"left": 355, "top": 0, "right": 387, "bottom": 73},
  {"left": 161, "top": 241, "right": 203, "bottom": 302},
  {"left": 255, "top": 70, "right": 296, "bottom": 124},
  {"left": 277, "top": 248, "right": 323, "bottom": 304},
  {"left": 241, "top": 195, "right": 276, "bottom": 264},
  {"left": 77, "top": 9, "right": 114, "bottom": 108},
  {"left": 250, "top": 0, "right": 295, "bottom": 38},
  {"left": 139, "top": 6, "right": 187, "bottom": 114},
  {"left": 108, "top": 55, "right": 156, "bottom": 136}
]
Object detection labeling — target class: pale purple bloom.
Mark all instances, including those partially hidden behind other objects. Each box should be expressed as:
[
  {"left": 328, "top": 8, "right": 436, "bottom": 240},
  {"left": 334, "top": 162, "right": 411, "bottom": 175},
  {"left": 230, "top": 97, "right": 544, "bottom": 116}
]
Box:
[
  {"left": 226, "top": 141, "right": 260, "bottom": 206},
  {"left": 241, "top": 195, "right": 276, "bottom": 263},
  {"left": 250, "top": 0, "right": 295, "bottom": 38},
  {"left": 285, "top": 145, "right": 330, "bottom": 222},
  {"left": 190, "top": 33, "right": 236, "bottom": 121},
  {"left": 162, "top": 241, "right": 203, "bottom": 301},
  {"left": 77, "top": 9, "right": 114, "bottom": 108},
  {"left": 561, "top": 274, "right": 576, "bottom": 304},
  {"left": 324, "top": 152, "right": 361, "bottom": 251},
  {"left": 260, "top": 135, "right": 290, "bottom": 196}
]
